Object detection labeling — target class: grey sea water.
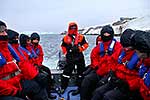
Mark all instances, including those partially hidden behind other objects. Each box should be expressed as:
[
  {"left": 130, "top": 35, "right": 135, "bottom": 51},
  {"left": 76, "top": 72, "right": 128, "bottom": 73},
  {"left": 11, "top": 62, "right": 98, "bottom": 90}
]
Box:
[{"left": 40, "top": 34, "right": 120, "bottom": 69}]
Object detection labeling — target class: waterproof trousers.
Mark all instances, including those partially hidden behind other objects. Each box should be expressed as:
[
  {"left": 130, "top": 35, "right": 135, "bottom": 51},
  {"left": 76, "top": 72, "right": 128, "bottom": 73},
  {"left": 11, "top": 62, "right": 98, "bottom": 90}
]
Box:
[
  {"left": 61, "top": 55, "right": 85, "bottom": 90},
  {"left": 103, "top": 87, "right": 143, "bottom": 100},
  {"left": 92, "top": 82, "right": 116, "bottom": 100},
  {"left": 0, "top": 96, "right": 25, "bottom": 100},
  {"left": 80, "top": 72, "right": 101, "bottom": 100},
  {"left": 21, "top": 80, "right": 48, "bottom": 100},
  {"left": 38, "top": 65, "right": 54, "bottom": 96}
]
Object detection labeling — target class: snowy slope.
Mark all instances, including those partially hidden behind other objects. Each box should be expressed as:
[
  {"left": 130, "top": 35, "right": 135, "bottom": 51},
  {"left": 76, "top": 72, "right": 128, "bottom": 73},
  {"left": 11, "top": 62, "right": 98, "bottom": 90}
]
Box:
[
  {"left": 124, "top": 15, "right": 150, "bottom": 31},
  {"left": 81, "top": 15, "right": 150, "bottom": 35}
]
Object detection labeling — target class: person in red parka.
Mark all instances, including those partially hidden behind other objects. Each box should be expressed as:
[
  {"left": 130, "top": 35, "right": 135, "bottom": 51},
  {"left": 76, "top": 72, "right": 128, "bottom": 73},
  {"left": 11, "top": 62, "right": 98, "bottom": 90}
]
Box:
[
  {"left": 30, "top": 32, "right": 43, "bottom": 66},
  {"left": 30, "top": 32, "right": 56, "bottom": 99},
  {"left": 80, "top": 25, "right": 122, "bottom": 100},
  {"left": 92, "top": 29, "right": 143, "bottom": 100},
  {"left": 7, "top": 30, "right": 56, "bottom": 99},
  {"left": 6, "top": 29, "right": 38, "bottom": 80},
  {"left": 131, "top": 30, "right": 150, "bottom": 100},
  {"left": 0, "top": 21, "right": 49, "bottom": 100}
]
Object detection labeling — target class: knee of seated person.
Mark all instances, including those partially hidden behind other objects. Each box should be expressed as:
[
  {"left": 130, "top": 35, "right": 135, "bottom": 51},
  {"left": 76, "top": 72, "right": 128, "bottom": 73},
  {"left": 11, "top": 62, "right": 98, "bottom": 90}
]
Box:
[
  {"left": 33, "top": 73, "right": 49, "bottom": 87},
  {"left": 29, "top": 80, "right": 42, "bottom": 91}
]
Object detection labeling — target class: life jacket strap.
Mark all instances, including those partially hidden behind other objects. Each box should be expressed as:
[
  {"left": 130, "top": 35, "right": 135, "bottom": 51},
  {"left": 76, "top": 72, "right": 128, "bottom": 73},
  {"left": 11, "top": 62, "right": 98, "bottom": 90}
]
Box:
[{"left": 1, "top": 70, "right": 21, "bottom": 80}]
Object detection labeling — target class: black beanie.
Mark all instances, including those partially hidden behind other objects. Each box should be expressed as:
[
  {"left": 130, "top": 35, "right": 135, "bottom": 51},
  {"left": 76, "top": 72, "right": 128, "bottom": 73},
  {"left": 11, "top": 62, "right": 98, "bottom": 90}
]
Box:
[
  {"left": 101, "top": 25, "right": 114, "bottom": 42},
  {"left": 0, "top": 20, "right": 6, "bottom": 27},
  {"left": 120, "top": 29, "right": 135, "bottom": 47},
  {"left": 131, "top": 30, "right": 150, "bottom": 53},
  {"left": 7, "top": 29, "right": 19, "bottom": 39},
  {"left": 19, "top": 34, "right": 30, "bottom": 48},
  {"left": 0, "top": 21, "right": 7, "bottom": 32},
  {"left": 6, "top": 29, "right": 19, "bottom": 44},
  {"left": 31, "top": 32, "right": 40, "bottom": 41}
]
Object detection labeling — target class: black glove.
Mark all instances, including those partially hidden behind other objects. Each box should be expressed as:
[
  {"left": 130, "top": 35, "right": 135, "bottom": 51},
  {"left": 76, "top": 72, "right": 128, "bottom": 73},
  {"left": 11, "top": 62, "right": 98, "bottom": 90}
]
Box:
[
  {"left": 97, "top": 76, "right": 109, "bottom": 87},
  {"left": 34, "top": 72, "right": 49, "bottom": 88}
]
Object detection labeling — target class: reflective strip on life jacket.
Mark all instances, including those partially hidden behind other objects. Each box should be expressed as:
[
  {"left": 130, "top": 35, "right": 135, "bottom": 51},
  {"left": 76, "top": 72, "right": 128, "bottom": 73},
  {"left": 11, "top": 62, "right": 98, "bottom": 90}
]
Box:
[
  {"left": 143, "top": 69, "right": 150, "bottom": 87},
  {"left": 108, "top": 39, "right": 116, "bottom": 55},
  {"left": 99, "top": 39, "right": 116, "bottom": 57},
  {"left": 139, "top": 63, "right": 148, "bottom": 78},
  {"left": 62, "top": 74, "right": 70, "bottom": 78}
]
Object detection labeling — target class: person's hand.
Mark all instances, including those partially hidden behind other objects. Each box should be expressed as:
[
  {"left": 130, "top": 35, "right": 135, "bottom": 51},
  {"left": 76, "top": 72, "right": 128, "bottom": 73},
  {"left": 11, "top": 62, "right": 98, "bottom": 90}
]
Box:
[{"left": 97, "top": 76, "right": 109, "bottom": 87}]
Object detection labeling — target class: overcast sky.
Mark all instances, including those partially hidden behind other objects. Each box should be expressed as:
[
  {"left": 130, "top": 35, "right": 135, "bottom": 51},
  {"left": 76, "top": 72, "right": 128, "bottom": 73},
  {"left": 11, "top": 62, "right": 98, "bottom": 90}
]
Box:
[{"left": 1, "top": 0, "right": 150, "bottom": 33}]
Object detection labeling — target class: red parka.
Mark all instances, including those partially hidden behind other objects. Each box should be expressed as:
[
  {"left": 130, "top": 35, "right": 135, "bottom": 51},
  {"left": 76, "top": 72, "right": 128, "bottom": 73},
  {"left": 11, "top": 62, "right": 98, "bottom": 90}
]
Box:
[
  {"left": 139, "top": 58, "right": 150, "bottom": 100},
  {"left": 0, "top": 41, "right": 22, "bottom": 96},
  {"left": 115, "top": 50, "right": 141, "bottom": 91},
  {"left": 31, "top": 44, "right": 44, "bottom": 66},
  {"left": 90, "top": 39, "right": 122, "bottom": 76},
  {"left": 11, "top": 43, "right": 38, "bottom": 80}
]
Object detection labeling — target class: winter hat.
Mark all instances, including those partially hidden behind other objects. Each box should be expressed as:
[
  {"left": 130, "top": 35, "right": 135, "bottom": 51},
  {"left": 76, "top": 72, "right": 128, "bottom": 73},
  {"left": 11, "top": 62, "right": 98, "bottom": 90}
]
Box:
[
  {"left": 31, "top": 32, "right": 40, "bottom": 41},
  {"left": 120, "top": 29, "right": 135, "bottom": 47},
  {"left": 68, "top": 22, "right": 78, "bottom": 35},
  {"left": 101, "top": 25, "right": 114, "bottom": 42},
  {"left": 19, "top": 34, "right": 30, "bottom": 47},
  {"left": 0, "top": 20, "right": 7, "bottom": 32},
  {"left": 131, "top": 30, "right": 150, "bottom": 53},
  {"left": 6, "top": 29, "right": 19, "bottom": 44},
  {"left": 0, "top": 20, "right": 6, "bottom": 27}
]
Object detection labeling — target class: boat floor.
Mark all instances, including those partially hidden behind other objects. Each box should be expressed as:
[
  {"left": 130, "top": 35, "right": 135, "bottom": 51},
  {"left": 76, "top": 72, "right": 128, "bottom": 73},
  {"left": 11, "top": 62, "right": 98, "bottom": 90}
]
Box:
[{"left": 52, "top": 86, "right": 80, "bottom": 100}]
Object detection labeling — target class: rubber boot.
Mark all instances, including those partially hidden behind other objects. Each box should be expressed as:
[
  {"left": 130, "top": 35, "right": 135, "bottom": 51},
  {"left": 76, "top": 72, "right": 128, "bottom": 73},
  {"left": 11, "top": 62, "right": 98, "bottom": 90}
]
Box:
[
  {"left": 60, "top": 75, "right": 69, "bottom": 94},
  {"left": 72, "top": 76, "right": 82, "bottom": 96}
]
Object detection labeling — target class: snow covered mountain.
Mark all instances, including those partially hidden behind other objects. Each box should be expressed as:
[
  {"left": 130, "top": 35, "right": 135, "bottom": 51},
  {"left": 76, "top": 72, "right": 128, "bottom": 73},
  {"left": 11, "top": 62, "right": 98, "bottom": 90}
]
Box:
[
  {"left": 61, "top": 15, "right": 150, "bottom": 35},
  {"left": 124, "top": 15, "right": 150, "bottom": 31}
]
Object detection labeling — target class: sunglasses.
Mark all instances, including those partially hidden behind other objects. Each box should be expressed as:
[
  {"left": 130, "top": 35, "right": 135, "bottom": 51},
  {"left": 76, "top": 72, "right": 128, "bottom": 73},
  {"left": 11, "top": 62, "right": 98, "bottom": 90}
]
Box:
[{"left": 69, "top": 25, "right": 77, "bottom": 30}]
